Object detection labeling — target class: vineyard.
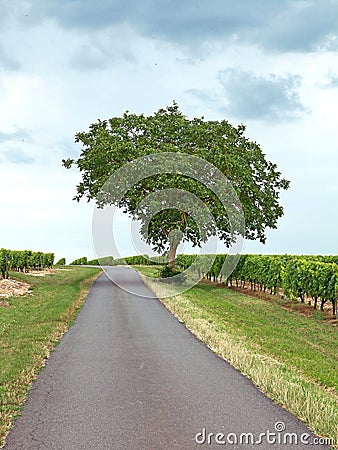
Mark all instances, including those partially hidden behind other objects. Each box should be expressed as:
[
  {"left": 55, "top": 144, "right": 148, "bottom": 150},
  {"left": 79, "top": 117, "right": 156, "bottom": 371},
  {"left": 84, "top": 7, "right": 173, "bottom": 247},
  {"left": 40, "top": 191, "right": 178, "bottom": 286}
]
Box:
[
  {"left": 69, "top": 253, "right": 338, "bottom": 317},
  {"left": 0, "top": 248, "right": 54, "bottom": 279},
  {"left": 70, "top": 255, "right": 164, "bottom": 266},
  {"left": 175, "top": 254, "right": 338, "bottom": 317}
]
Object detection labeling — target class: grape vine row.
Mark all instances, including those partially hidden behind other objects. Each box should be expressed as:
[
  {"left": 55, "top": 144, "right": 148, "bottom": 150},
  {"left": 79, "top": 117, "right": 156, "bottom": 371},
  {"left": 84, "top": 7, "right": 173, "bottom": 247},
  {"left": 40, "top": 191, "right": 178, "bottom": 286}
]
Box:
[
  {"left": 0, "top": 248, "right": 55, "bottom": 279},
  {"left": 175, "top": 254, "right": 338, "bottom": 317}
]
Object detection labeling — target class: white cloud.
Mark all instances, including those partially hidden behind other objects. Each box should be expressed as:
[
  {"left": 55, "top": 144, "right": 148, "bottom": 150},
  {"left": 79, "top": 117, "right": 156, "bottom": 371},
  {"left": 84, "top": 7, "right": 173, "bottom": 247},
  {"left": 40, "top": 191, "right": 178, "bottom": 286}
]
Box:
[
  {"left": 0, "top": 0, "right": 337, "bottom": 262},
  {"left": 218, "top": 69, "right": 308, "bottom": 122}
]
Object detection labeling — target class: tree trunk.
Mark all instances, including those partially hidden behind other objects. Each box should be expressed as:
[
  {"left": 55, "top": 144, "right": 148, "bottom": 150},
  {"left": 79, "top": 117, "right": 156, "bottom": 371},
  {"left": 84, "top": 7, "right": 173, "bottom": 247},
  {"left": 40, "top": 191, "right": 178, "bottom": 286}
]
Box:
[
  {"left": 5, "top": 254, "right": 9, "bottom": 279},
  {"left": 320, "top": 298, "right": 326, "bottom": 311},
  {"left": 313, "top": 297, "right": 318, "bottom": 310},
  {"left": 167, "top": 230, "right": 182, "bottom": 267},
  {"left": 168, "top": 239, "right": 179, "bottom": 267}
]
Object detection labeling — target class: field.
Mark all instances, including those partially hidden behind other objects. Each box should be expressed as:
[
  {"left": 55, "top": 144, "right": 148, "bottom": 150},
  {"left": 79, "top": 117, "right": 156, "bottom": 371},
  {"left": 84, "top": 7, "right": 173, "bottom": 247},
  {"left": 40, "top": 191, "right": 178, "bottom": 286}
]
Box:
[
  {"left": 1, "top": 261, "right": 337, "bottom": 447},
  {"left": 135, "top": 265, "right": 338, "bottom": 445},
  {"left": 0, "top": 266, "right": 102, "bottom": 447}
]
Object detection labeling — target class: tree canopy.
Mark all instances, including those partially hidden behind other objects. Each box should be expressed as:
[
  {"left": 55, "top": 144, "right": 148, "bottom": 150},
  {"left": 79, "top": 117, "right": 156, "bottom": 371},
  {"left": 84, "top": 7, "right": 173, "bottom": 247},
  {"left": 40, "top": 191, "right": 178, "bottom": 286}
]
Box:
[{"left": 63, "top": 102, "right": 290, "bottom": 263}]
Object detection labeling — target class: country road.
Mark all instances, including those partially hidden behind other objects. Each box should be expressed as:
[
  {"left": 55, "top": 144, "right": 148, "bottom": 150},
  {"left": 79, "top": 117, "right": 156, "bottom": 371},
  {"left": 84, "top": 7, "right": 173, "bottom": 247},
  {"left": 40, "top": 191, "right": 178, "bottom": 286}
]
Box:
[{"left": 3, "top": 267, "right": 331, "bottom": 449}]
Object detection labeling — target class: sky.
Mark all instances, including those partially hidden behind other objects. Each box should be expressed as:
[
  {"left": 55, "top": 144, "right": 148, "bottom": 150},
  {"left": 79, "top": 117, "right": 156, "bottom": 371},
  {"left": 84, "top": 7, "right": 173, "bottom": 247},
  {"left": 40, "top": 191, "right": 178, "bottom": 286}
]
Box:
[{"left": 0, "top": 0, "right": 338, "bottom": 263}]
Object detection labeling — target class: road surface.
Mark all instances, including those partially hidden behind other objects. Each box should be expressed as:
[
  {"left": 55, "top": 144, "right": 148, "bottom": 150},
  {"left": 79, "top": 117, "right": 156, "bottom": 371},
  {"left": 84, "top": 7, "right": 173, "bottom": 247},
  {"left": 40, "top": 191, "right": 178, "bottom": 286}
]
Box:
[{"left": 3, "top": 267, "right": 331, "bottom": 449}]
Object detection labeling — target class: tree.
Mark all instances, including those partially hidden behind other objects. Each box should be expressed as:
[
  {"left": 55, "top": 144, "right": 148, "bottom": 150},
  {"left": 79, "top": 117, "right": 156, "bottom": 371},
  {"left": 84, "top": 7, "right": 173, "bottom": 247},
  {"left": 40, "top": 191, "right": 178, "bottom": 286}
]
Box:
[
  {"left": 55, "top": 257, "right": 66, "bottom": 266},
  {"left": 70, "top": 257, "right": 87, "bottom": 265},
  {"left": 63, "top": 102, "right": 290, "bottom": 265}
]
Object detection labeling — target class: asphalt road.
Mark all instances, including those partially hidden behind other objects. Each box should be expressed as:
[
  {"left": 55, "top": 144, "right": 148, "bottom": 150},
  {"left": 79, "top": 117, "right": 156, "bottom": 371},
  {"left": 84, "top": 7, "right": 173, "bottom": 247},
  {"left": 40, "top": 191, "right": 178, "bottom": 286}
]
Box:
[{"left": 4, "top": 267, "right": 331, "bottom": 449}]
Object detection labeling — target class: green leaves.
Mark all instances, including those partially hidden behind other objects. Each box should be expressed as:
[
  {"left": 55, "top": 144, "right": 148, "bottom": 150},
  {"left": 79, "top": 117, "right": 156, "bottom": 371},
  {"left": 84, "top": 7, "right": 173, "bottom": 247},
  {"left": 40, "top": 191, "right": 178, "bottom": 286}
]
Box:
[
  {"left": 70, "top": 256, "right": 88, "bottom": 265},
  {"left": 64, "top": 102, "right": 290, "bottom": 255},
  {"left": 282, "top": 258, "right": 338, "bottom": 314},
  {"left": 174, "top": 253, "right": 338, "bottom": 316},
  {"left": 0, "top": 249, "right": 55, "bottom": 278},
  {"left": 55, "top": 258, "right": 66, "bottom": 265}
]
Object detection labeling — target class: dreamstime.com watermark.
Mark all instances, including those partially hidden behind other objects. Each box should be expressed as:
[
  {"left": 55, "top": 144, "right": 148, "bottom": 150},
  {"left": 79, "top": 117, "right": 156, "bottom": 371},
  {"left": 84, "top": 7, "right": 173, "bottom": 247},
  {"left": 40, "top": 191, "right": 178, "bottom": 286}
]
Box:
[{"left": 195, "top": 422, "right": 335, "bottom": 446}]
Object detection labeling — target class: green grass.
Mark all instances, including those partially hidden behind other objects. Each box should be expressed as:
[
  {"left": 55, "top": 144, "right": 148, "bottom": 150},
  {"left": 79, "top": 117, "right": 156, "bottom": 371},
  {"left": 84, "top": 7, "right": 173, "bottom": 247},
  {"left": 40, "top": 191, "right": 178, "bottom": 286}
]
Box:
[
  {"left": 134, "top": 265, "right": 161, "bottom": 278},
  {"left": 134, "top": 265, "right": 338, "bottom": 447},
  {"left": 0, "top": 267, "right": 101, "bottom": 447},
  {"left": 187, "top": 284, "right": 337, "bottom": 388}
]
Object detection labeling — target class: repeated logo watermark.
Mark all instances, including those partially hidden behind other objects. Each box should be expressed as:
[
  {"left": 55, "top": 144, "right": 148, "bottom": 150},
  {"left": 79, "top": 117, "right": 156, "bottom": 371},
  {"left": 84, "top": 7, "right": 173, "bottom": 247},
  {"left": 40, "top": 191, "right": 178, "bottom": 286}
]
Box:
[
  {"left": 92, "top": 152, "right": 245, "bottom": 297},
  {"left": 195, "top": 422, "right": 335, "bottom": 447}
]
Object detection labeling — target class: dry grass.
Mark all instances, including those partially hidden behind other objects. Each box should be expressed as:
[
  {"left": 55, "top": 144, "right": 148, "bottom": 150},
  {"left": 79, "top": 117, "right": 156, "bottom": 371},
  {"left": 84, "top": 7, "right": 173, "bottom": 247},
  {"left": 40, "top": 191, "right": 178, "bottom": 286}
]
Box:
[
  {"left": 138, "top": 272, "right": 338, "bottom": 448},
  {"left": 0, "top": 278, "right": 32, "bottom": 299}
]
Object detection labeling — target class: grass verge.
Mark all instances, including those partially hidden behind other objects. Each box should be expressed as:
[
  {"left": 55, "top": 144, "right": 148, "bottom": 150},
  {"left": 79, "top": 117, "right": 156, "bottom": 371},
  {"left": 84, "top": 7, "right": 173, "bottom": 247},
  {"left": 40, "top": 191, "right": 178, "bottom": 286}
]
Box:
[
  {"left": 0, "top": 266, "right": 102, "bottom": 447},
  {"left": 134, "top": 265, "right": 338, "bottom": 447}
]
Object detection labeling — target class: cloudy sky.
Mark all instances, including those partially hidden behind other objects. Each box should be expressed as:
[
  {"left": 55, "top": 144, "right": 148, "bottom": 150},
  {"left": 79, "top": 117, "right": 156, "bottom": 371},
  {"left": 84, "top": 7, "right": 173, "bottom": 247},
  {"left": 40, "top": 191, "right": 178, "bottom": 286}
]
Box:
[{"left": 1, "top": 0, "right": 338, "bottom": 263}]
